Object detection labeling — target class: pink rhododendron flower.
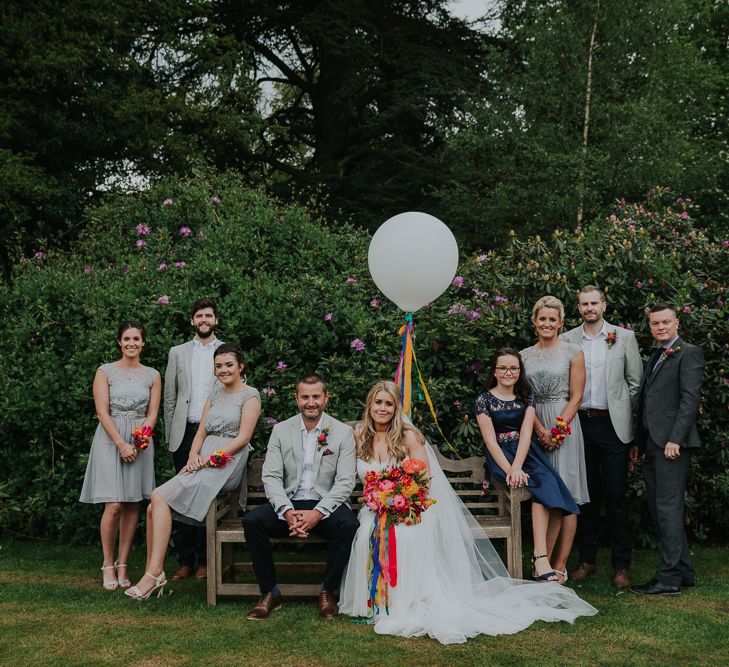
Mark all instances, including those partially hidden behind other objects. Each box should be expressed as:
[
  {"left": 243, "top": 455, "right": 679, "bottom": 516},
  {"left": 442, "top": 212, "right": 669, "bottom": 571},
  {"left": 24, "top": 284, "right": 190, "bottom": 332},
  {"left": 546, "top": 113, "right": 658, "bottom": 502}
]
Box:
[
  {"left": 452, "top": 276, "right": 464, "bottom": 287},
  {"left": 262, "top": 387, "right": 277, "bottom": 397},
  {"left": 276, "top": 361, "right": 287, "bottom": 372},
  {"left": 136, "top": 239, "right": 146, "bottom": 247},
  {"left": 157, "top": 295, "right": 170, "bottom": 305},
  {"left": 83, "top": 266, "right": 92, "bottom": 275},
  {"left": 136, "top": 223, "right": 151, "bottom": 235},
  {"left": 370, "top": 298, "right": 380, "bottom": 308},
  {"left": 266, "top": 418, "right": 278, "bottom": 426},
  {"left": 158, "top": 263, "right": 167, "bottom": 271},
  {"left": 174, "top": 261, "right": 186, "bottom": 269},
  {"left": 179, "top": 226, "right": 192, "bottom": 237},
  {"left": 163, "top": 198, "right": 174, "bottom": 205},
  {"left": 211, "top": 195, "right": 221, "bottom": 204},
  {"left": 323, "top": 312, "right": 333, "bottom": 321},
  {"left": 351, "top": 338, "right": 365, "bottom": 351},
  {"left": 346, "top": 277, "right": 357, "bottom": 285}
]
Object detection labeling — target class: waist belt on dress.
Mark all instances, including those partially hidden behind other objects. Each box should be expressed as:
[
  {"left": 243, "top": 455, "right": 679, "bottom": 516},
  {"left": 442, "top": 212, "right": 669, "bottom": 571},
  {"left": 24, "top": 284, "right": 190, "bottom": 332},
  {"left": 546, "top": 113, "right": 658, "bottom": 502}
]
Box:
[
  {"left": 497, "top": 431, "right": 520, "bottom": 443},
  {"left": 206, "top": 430, "right": 229, "bottom": 438},
  {"left": 111, "top": 410, "right": 146, "bottom": 419},
  {"left": 534, "top": 396, "right": 567, "bottom": 404}
]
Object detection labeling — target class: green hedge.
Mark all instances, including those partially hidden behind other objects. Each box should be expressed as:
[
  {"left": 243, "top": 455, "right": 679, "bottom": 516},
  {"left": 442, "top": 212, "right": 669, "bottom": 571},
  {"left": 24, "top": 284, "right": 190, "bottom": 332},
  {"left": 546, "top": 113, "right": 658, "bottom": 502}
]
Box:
[{"left": 1, "top": 174, "right": 726, "bottom": 545}]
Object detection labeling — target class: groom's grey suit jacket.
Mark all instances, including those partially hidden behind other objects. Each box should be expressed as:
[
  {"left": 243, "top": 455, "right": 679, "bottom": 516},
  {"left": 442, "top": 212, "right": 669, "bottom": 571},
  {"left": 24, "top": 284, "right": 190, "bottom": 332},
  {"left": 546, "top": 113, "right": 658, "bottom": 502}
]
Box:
[
  {"left": 163, "top": 338, "right": 223, "bottom": 452},
  {"left": 561, "top": 321, "right": 643, "bottom": 443},
  {"left": 636, "top": 337, "right": 704, "bottom": 451},
  {"left": 262, "top": 412, "right": 357, "bottom": 516}
]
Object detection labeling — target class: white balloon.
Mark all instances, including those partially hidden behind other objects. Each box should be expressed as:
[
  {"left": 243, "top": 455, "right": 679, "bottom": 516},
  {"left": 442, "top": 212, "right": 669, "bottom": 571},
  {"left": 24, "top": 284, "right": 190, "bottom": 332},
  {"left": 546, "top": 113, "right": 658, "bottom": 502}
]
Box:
[{"left": 368, "top": 212, "right": 459, "bottom": 312}]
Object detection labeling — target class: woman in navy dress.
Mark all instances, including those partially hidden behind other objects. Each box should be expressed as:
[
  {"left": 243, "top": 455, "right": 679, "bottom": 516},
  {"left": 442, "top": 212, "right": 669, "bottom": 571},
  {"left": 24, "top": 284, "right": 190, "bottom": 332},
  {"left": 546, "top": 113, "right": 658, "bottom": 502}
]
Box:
[{"left": 476, "top": 347, "right": 578, "bottom": 583}]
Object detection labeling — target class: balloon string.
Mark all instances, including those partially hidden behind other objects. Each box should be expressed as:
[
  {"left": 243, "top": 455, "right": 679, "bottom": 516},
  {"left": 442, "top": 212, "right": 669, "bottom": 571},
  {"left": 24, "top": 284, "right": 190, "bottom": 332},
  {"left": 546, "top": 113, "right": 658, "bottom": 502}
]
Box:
[{"left": 395, "top": 313, "right": 460, "bottom": 459}]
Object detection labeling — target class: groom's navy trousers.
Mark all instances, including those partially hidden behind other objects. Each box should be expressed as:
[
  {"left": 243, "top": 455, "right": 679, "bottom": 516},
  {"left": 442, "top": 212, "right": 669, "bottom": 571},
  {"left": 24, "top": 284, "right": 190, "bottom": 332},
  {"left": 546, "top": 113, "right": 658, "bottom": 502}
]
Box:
[{"left": 243, "top": 499, "right": 359, "bottom": 595}]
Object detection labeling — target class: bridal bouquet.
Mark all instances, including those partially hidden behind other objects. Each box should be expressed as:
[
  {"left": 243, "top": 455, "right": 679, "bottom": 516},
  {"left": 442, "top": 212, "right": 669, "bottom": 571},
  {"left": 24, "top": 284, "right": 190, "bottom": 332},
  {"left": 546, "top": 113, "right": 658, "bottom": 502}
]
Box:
[
  {"left": 132, "top": 425, "right": 153, "bottom": 450},
  {"left": 362, "top": 458, "right": 436, "bottom": 614}
]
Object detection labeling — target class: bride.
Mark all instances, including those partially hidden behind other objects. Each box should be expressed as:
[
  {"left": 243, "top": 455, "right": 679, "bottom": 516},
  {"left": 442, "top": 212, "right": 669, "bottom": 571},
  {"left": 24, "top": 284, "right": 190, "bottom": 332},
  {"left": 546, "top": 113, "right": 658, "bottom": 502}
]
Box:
[{"left": 338, "top": 380, "right": 597, "bottom": 644}]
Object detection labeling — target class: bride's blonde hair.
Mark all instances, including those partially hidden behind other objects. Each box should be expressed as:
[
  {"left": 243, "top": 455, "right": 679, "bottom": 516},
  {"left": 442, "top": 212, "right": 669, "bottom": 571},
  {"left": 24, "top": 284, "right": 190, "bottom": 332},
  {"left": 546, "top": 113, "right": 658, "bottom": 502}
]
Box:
[{"left": 357, "top": 380, "right": 424, "bottom": 462}]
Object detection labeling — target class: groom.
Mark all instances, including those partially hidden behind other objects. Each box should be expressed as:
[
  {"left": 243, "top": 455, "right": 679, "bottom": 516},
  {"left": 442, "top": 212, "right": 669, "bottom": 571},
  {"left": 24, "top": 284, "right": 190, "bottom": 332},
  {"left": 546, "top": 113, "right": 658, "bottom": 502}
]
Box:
[{"left": 243, "top": 374, "right": 358, "bottom": 620}]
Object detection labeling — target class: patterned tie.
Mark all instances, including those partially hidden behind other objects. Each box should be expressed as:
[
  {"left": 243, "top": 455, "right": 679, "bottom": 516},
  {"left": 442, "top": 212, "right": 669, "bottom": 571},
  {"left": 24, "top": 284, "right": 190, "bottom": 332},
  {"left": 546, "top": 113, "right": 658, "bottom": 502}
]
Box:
[{"left": 649, "top": 347, "right": 665, "bottom": 374}]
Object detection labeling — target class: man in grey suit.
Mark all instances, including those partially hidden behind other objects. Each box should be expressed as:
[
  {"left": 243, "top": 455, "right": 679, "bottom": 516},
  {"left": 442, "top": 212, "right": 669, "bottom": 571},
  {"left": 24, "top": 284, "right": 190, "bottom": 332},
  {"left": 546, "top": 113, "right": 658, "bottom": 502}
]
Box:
[
  {"left": 631, "top": 303, "right": 704, "bottom": 596},
  {"left": 561, "top": 286, "right": 643, "bottom": 588},
  {"left": 244, "top": 374, "right": 358, "bottom": 620},
  {"left": 163, "top": 297, "right": 223, "bottom": 580}
]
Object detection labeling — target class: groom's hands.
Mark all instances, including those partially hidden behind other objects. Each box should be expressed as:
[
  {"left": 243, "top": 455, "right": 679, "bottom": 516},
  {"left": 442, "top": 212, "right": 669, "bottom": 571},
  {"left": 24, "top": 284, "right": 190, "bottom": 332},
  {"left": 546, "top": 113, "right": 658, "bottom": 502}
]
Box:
[{"left": 283, "top": 509, "right": 324, "bottom": 537}]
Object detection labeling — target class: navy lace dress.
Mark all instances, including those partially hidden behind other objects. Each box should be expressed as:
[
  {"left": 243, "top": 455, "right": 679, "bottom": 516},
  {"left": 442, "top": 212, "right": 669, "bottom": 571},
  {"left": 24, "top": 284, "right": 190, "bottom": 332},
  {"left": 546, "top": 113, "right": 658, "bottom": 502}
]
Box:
[{"left": 475, "top": 391, "right": 578, "bottom": 515}]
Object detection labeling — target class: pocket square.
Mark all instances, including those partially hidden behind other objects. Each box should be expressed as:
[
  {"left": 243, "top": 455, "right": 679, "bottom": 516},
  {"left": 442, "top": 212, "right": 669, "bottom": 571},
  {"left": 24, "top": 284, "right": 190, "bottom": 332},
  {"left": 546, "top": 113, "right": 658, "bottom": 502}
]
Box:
[{"left": 321, "top": 448, "right": 334, "bottom": 456}]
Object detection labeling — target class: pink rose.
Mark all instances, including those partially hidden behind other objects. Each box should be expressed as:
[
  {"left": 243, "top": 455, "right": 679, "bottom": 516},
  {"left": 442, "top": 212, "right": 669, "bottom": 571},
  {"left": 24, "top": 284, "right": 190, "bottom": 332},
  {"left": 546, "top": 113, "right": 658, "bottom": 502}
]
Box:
[
  {"left": 392, "top": 494, "right": 407, "bottom": 510},
  {"left": 379, "top": 479, "right": 395, "bottom": 492}
]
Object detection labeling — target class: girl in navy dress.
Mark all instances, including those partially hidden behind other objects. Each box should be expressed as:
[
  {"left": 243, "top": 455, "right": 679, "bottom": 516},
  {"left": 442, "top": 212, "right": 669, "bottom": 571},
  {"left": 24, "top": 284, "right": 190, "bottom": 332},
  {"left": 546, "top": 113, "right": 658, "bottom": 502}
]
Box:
[{"left": 475, "top": 348, "right": 578, "bottom": 583}]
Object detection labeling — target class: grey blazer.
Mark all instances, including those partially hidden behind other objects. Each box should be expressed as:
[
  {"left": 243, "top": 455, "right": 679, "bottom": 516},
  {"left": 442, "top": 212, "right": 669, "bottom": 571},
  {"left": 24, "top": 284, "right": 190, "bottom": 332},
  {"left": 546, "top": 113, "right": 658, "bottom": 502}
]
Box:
[
  {"left": 561, "top": 321, "right": 643, "bottom": 443},
  {"left": 636, "top": 337, "right": 704, "bottom": 450},
  {"left": 163, "top": 338, "right": 223, "bottom": 452},
  {"left": 262, "top": 413, "right": 357, "bottom": 516}
]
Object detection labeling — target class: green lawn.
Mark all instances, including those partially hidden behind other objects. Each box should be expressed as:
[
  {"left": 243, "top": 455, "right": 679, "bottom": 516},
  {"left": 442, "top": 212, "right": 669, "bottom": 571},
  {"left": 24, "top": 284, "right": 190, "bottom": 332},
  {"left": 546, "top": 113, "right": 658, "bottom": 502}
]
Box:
[{"left": 0, "top": 539, "right": 727, "bottom": 667}]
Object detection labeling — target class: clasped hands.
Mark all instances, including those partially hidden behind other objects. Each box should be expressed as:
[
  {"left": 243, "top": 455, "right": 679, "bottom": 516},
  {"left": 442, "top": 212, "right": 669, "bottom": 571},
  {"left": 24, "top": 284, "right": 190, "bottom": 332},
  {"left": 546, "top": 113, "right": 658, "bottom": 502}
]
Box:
[
  {"left": 284, "top": 508, "right": 324, "bottom": 537},
  {"left": 117, "top": 442, "right": 137, "bottom": 463},
  {"left": 181, "top": 453, "right": 206, "bottom": 474},
  {"left": 506, "top": 468, "right": 529, "bottom": 489}
]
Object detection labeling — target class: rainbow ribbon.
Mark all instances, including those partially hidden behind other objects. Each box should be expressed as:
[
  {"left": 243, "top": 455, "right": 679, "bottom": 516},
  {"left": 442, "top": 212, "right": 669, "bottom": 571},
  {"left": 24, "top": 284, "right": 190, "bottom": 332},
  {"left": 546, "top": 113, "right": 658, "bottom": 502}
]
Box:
[
  {"left": 394, "top": 313, "right": 461, "bottom": 459},
  {"left": 367, "top": 514, "right": 396, "bottom": 616}
]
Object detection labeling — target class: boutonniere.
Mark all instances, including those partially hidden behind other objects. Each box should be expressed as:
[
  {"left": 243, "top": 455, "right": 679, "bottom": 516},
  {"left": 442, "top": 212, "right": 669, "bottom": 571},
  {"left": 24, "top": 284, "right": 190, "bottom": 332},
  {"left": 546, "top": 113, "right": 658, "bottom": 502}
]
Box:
[
  {"left": 317, "top": 426, "right": 331, "bottom": 451},
  {"left": 606, "top": 331, "right": 617, "bottom": 349},
  {"left": 663, "top": 345, "right": 681, "bottom": 360}
]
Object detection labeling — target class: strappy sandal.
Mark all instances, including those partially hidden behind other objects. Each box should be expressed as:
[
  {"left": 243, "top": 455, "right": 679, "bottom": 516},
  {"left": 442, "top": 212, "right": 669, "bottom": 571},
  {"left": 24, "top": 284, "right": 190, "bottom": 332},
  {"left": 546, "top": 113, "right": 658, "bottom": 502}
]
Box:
[
  {"left": 531, "top": 555, "right": 560, "bottom": 583},
  {"left": 101, "top": 564, "right": 119, "bottom": 591},
  {"left": 124, "top": 571, "right": 167, "bottom": 600},
  {"left": 115, "top": 560, "right": 131, "bottom": 588},
  {"left": 555, "top": 569, "right": 569, "bottom": 584}
]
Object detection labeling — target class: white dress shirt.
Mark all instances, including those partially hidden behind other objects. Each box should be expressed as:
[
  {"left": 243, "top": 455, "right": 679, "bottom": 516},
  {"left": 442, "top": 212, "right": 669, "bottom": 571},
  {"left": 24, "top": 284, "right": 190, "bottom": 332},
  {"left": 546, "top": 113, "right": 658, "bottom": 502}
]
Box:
[
  {"left": 186, "top": 336, "right": 217, "bottom": 422},
  {"left": 277, "top": 415, "right": 330, "bottom": 519},
  {"left": 580, "top": 323, "right": 609, "bottom": 410}
]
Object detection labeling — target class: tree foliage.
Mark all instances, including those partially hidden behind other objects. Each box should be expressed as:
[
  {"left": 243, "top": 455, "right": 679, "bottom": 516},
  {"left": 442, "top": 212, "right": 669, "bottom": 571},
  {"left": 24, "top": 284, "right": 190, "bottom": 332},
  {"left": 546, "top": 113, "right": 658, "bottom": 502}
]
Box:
[
  {"left": 437, "top": 0, "right": 729, "bottom": 245},
  {"left": 0, "top": 172, "right": 726, "bottom": 545}
]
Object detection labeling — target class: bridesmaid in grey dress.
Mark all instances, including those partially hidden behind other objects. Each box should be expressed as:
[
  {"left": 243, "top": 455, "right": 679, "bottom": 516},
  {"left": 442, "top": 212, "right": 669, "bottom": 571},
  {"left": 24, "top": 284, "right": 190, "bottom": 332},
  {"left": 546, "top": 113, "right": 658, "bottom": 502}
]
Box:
[
  {"left": 80, "top": 321, "right": 161, "bottom": 590},
  {"left": 521, "top": 296, "right": 588, "bottom": 584},
  {"left": 126, "top": 344, "right": 261, "bottom": 600}
]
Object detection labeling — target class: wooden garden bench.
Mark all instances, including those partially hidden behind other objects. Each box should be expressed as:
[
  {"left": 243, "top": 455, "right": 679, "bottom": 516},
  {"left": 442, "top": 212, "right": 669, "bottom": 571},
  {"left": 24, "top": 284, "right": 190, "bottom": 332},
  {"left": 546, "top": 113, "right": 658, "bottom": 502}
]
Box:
[{"left": 205, "top": 449, "right": 530, "bottom": 605}]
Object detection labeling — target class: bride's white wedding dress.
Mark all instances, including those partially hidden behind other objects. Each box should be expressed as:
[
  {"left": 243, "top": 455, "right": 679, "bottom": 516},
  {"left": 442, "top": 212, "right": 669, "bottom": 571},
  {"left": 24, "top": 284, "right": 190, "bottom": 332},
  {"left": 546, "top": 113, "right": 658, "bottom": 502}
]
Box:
[{"left": 338, "top": 444, "right": 597, "bottom": 644}]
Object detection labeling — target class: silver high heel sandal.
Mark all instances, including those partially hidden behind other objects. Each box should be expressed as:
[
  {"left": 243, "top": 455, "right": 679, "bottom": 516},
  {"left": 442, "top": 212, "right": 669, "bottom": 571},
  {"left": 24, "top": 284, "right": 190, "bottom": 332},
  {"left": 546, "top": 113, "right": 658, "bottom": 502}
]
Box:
[
  {"left": 124, "top": 571, "right": 167, "bottom": 600},
  {"left": 101, "top": 564, "right": 119, "bottom": 590},
  {"left": 115, "top": 560, "right": 131, "bottom": 588}
]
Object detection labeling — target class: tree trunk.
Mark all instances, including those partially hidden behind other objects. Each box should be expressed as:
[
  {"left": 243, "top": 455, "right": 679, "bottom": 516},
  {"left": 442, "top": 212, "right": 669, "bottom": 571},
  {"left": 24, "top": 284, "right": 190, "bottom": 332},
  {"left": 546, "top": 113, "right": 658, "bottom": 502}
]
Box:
[{"left": 575, "top": 0, "right": 601, "bottom": 233}]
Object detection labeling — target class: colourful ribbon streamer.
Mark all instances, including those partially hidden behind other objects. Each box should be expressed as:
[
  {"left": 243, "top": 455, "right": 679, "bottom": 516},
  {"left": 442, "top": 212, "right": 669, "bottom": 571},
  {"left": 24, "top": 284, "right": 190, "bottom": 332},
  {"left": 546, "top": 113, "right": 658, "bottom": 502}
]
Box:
[{"left": 394, "top": 313, "right": 462, "bottom": 459}]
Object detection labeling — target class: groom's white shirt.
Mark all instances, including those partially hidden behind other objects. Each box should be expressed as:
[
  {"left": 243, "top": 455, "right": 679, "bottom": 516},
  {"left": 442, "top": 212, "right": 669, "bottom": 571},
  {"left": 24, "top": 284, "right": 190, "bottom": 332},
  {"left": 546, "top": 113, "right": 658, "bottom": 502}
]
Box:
[{"left": 262, "top": 412, "right": 357, "bottom": 519}]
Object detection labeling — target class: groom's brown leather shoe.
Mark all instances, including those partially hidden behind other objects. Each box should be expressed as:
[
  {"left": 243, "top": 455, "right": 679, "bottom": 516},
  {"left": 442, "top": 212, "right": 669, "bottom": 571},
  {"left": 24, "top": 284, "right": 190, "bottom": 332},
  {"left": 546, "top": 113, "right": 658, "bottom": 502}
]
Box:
[
  {"left": 319, "top": 590, "right": 338, "bottom": 620},
  {"left": 246, "top": 592, "right": 283, "bottom": 620},
  {"left": 571, "top": 562, "right": 596, "bottom": 581}
]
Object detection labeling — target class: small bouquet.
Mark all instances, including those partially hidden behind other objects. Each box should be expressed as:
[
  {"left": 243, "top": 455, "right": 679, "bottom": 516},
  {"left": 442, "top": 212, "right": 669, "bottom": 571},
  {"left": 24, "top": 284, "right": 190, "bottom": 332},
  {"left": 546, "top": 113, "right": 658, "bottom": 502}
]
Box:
[
  {"left": 203, "top": 450, "right": 233, "bottom": 469},
  {"left": 362, "top": 458, "right": 436, "bottom": 614},
  {"left": 606, "top": 331, "right": 617, "bottom": 349},
  {"left": 132, "top": 425, "right": 153, "bottom": 450},
  {"left": 548, "top": 416, "right": 572, "bottom": 449}
]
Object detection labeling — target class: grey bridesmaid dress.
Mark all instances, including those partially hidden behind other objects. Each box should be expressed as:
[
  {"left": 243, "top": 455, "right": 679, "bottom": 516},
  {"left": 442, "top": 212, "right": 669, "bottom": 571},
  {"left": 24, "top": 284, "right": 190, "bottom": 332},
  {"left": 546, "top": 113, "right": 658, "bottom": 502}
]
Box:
[
  {"left": 79, "top": 363, "right": 159, "bottom": 503},
  {"left": 520, "top": 343, "right": 590, "bottom": 505},
  {"left": 155, "top": 384, "right": 260, "bottom": 524}
]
